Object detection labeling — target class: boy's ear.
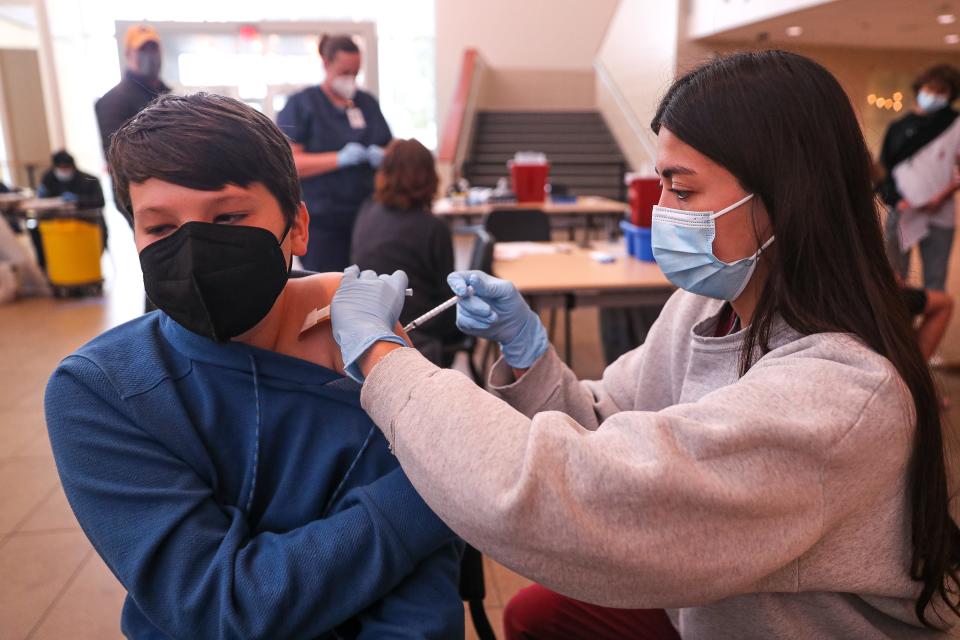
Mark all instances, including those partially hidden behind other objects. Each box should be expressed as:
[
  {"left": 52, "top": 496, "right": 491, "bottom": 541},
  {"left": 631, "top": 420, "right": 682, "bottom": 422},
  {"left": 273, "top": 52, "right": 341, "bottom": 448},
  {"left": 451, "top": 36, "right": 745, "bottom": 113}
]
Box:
[{"left": 290, "top": 202, "right": 310, "bottom": 257}]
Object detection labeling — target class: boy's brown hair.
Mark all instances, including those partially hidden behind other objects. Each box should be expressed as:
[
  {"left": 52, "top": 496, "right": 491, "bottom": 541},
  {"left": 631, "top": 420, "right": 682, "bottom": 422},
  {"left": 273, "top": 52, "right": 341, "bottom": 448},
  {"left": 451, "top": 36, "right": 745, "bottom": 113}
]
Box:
[{"left": 108, "top": 92, "right": 302, "bottom": 224}]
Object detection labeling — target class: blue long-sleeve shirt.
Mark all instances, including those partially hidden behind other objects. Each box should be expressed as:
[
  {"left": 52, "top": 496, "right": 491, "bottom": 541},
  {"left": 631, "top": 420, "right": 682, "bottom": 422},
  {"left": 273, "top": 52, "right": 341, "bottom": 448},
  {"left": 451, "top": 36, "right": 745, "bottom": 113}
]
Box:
[{"left": 44, "top": 312, "right": 463, "bottom": 639}]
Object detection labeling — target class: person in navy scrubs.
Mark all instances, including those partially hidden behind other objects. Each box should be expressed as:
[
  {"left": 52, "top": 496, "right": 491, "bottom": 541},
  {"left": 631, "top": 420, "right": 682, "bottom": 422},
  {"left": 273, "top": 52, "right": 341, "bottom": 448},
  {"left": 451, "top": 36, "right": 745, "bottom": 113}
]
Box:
[{"left": 277, "top": 34, "right": 392, "bottom": 272}]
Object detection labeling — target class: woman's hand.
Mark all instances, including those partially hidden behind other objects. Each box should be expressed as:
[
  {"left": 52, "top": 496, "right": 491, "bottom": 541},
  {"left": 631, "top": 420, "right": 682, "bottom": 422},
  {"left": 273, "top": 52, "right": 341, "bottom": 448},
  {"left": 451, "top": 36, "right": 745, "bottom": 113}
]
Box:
[
  {"left": 367, "top": 144, "right": 386, "bottom": 169},
  {"left": 331, "top": 266, "right": 408, "bottom": 382},
  {"left": 447, "top": 271, "right": 549, "bottom": 369},
  {"left": 336, "top": 142, "right": 368, "bottom": 168}
]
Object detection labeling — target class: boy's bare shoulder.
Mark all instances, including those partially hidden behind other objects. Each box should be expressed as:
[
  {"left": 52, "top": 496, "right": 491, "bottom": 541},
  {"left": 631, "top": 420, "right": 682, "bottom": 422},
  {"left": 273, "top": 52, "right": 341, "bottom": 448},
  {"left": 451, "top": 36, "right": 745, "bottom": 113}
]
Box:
[
  {"left": 287, "top": 272, "right": 342, "bottom": 304},
  {"left": 278, "top": 272, "right": 345, "bottom": 371}
]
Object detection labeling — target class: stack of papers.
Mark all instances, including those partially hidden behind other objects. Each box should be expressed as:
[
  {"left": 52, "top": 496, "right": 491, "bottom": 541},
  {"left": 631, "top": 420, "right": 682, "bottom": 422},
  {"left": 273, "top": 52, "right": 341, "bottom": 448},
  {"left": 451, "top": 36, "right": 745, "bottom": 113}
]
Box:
[{"left": 494, "top": 242, "right": 572, "bottom": 261}]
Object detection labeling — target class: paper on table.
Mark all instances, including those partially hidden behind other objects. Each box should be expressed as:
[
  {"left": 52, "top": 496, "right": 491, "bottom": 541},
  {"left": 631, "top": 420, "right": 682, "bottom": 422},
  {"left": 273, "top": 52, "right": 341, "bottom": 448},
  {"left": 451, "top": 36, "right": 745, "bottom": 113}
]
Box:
[{"left": 494, "top": 242, "right": 572, "bottom": 261}]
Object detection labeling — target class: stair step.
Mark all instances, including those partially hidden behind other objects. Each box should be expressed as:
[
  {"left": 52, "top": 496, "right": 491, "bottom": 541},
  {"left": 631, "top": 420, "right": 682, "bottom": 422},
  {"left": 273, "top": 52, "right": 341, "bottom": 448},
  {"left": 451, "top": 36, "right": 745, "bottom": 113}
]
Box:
[
  {"left": 462, "top": 183, "right": 623, "bottom": 201},
  {"left": 473, "top": 142, "right": 622, "bottom": 155},
  {"left": 477, "top": 132, "right": 615, "bottom": 145},
  {"left": 465, "top": 173, "right": 624, "bottom": 188},
  {"left": 475, "top": 123, "right": 611, "bottom": 135},
  {"left": 465, "top": 163, "right": 624, "bottom": 177},
  {"left": 472, "top": 152, "right": 626, "bottom": 165},
  {"left": 478, "top": 111, "right": 603, "bottom": 124}
]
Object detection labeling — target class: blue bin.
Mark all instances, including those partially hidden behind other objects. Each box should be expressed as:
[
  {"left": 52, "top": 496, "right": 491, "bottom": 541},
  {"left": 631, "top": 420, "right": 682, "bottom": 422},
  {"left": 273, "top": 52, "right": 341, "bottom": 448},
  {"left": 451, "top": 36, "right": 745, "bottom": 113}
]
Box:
[{"left": 620, "top": 220, "right": 654, "bottom": 262}]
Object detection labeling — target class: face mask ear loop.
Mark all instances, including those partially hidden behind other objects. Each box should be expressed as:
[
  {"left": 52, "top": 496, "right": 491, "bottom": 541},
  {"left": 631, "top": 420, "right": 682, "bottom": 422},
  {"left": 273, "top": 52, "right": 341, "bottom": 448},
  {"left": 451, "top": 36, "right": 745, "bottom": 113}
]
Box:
[
  {"left": 278, "top": 219, "right": 294, "bottom": 273},
  {"left": 709, "top": 193, "right": 755, "bottom": 220},
  {"left": 758, "top": 234, "right": 776, "bottom": 254}
]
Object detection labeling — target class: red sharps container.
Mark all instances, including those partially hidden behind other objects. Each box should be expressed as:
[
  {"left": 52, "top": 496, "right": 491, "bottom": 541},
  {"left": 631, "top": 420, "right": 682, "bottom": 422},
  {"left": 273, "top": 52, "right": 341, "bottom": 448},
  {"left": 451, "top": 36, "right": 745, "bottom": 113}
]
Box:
[
  {"left": 508, "top": 152, "right": 550, "bottom": 203},
  {"left": 625, "top": 173, "right": 661, "bottom": 227}
]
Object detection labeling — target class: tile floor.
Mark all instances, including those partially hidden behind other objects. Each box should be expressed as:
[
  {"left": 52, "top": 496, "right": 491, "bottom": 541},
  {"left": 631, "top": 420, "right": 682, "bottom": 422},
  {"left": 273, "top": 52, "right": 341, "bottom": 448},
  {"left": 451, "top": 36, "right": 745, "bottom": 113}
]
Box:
[
  {"left": 0, "top": 296, "right": 131, "bottom": 639},
  {"left": 3, "top": 237, "right": 959, "bottom": 639}
]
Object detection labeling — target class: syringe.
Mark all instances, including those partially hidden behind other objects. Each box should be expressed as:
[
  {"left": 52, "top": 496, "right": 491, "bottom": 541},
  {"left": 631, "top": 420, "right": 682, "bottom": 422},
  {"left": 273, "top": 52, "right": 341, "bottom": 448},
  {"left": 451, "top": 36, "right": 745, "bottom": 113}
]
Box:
[{"left": 403, "top": 286, "right": 473, "bottom": 333}]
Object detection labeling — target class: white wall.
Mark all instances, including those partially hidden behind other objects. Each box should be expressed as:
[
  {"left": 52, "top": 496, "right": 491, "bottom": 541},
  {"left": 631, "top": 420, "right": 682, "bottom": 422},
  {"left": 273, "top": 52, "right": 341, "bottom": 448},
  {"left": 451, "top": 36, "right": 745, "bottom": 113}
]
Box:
[
  {"left": 594, "top": 0, "right": 679, "bottom": 171},
  {"left": 0, "top": 15, "right": 38, "bottom": 48},
  {"left": 0, "top": 49, "right": 50, "bottom": 186},
  {"left": 685, "top": 0, "right": 836, "bottom": 40},
  {"left": 435, "top": 0, "right": 619, "bottom": 127}
]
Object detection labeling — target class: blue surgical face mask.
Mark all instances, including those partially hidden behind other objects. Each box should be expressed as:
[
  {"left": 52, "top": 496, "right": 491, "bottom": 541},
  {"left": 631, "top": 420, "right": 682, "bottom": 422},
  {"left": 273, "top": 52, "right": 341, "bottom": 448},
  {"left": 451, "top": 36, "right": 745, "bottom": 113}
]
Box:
[
  {"left": 652, "top": 193, "right": 775, "bottom": 301},
  {"left": 917, "top": 90, "right": 949, "bottom": 113}
]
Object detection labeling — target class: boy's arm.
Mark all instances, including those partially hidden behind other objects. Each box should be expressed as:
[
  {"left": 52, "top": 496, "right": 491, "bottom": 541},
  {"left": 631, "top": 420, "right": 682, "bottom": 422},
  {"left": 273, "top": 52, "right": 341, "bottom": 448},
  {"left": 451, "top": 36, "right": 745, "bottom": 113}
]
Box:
[
  {"left": 354, "top": 540, "right": 465, "bottom": 639},
  {"left": 45, "top": 356, "right": 454, "bottom": 640}
]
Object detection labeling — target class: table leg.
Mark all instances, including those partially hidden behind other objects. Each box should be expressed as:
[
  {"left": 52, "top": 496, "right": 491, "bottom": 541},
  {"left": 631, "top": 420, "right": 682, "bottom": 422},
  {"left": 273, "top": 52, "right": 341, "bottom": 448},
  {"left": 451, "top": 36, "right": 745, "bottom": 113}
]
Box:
[
  {"left": 564, "top": 294, "right": 574, "bottom": 365},
  {"left": 579, "top": 215, "right": 593, "bottom": 248}
]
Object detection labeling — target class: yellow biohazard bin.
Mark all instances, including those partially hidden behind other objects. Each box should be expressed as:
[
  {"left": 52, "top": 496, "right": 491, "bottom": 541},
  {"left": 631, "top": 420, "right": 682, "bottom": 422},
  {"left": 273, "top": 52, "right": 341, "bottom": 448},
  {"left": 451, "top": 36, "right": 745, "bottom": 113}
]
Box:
[{"left": 38, "top": 211, "right": 103, "bottom": 296}]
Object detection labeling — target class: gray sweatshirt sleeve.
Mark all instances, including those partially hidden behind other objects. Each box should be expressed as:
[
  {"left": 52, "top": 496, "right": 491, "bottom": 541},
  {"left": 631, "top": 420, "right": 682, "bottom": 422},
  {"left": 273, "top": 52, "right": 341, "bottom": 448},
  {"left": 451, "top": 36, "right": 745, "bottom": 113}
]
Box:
[
  {"left": 360, "top": 336, "right": 911, "bottom": 609},
  {"left": 486, "top": 346, "right": 640, "bottom": 429},
  {"left": 488, "top": 292, "right": 693, "bottom": 427}
]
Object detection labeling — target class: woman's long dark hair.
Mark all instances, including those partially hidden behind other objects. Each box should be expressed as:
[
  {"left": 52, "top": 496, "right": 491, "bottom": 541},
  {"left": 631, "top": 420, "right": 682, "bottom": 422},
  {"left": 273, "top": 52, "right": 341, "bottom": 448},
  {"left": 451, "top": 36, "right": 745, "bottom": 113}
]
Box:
[{"left": 652, "top": 50, "right": 959, "bottom": 627}]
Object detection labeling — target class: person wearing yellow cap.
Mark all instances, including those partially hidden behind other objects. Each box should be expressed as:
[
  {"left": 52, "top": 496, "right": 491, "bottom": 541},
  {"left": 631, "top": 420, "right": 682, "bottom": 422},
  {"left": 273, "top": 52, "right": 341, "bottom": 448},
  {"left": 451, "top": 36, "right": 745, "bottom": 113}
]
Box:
[{"left": 95, "top": 24, "right": 170, "bottom": 225}]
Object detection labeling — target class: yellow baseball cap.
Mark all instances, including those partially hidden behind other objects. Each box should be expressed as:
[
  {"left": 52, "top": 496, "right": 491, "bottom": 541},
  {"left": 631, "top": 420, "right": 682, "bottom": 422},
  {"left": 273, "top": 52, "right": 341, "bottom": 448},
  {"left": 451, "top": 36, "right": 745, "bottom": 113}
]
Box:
[{"left": 124, "top": 24, "right": 161, "bottom": 51}]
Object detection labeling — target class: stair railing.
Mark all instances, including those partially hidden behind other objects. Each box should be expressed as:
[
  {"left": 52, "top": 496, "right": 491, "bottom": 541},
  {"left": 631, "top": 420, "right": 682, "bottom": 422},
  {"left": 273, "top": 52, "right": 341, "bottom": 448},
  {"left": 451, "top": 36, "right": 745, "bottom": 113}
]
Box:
[
  {"left": 593, "top": 58, "right": 658, "bottom": 169},
  {"left": 438, "top": 49, "right": 486, "bottom": 181}
]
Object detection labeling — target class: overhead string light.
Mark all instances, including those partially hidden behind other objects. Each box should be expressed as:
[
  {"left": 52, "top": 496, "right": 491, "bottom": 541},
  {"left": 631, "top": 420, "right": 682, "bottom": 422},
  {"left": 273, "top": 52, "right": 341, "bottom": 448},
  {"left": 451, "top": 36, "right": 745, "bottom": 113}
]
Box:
[{"left": 867, "top": 92, "right": 903, "bottom": 112}]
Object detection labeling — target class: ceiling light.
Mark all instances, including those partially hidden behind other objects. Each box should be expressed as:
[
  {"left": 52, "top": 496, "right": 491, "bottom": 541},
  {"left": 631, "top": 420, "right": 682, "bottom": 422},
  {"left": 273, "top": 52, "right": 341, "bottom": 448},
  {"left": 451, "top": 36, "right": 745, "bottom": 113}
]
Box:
[
  {"left": 893, "top": 91, "right": 903, "bottom": 101},
  {"left": 867, "top": 94, "right": 877, "bottom": 104},
  {"left": 947, "top": 33, "right": 960, "bottom": 44},
  {"left": 877, "top": 98, "right": 887, "bottom": 107},
  {"left": 785, "top": 26, "right": 803, "bottom": 37},
  {"left": 939, "top": 14, "right": 956, "bottom": 25}
]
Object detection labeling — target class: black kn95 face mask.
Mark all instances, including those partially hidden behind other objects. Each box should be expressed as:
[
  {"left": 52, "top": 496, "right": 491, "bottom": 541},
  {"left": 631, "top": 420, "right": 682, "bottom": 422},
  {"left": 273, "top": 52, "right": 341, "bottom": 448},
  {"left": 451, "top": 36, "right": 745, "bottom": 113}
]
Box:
[{"left": 139, "top": 221, "right": 292, "bottom": 342}]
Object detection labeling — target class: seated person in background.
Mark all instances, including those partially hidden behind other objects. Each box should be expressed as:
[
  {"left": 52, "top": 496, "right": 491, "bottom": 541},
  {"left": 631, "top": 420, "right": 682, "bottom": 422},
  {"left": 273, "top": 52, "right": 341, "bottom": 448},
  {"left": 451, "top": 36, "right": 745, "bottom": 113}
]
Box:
[
  {"left": 44, "top": 93, "right": 463, "bottom": 640},
  {"left": 351, "top": 139, "right": 462, "bottom": 366},
  {"left": 1, "top": 180, "right": 14, "bottom": 233},
  {"left": 37, "top": 150, "right": 108, "bottom": 252},
  {"left": 0, "top": 204, "right": 51, "bottom": 300},
  {"left": 38, "top": 150, "right": 106, "bottom": 209},
  {"left": 902, "top": 285, "right": 954, "bottom": 360}
]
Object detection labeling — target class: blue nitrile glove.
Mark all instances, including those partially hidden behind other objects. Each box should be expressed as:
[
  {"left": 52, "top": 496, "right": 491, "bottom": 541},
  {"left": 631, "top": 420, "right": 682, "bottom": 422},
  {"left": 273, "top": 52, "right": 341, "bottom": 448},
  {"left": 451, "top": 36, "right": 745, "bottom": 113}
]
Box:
[
  {"left": 447, "top": 270, "right": 548, "bottom": 368},
  {"left": 367, "top": 144, "right": 385, "bottom": 169},
  {"left": 61, "top": 191, "right": 78, "bottom": 202},
  {"left": 331, "top": 265, "right": 408, "bottom": 382},
  {"left": 337, "top": 142, "right": 368, "bottom": 168}
]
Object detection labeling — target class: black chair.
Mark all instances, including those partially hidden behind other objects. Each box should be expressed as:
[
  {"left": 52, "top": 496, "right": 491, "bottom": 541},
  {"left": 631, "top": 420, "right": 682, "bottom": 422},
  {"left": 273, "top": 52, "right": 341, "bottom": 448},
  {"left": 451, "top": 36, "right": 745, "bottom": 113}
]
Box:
[
  {"left": 442, "top": 227, "right": 494, "bottom": 384},
  {"left": 460, "top": 544, "right": 496, "bottom": 640},
  {"left": 482, "top": 209, "right": 563, "bottom": 354},
  {"left": 483, "top": 209, "right": 550, "bottom": 242},
  {"left": 469, "top": 226, "right": 496, "bottom": 272}
]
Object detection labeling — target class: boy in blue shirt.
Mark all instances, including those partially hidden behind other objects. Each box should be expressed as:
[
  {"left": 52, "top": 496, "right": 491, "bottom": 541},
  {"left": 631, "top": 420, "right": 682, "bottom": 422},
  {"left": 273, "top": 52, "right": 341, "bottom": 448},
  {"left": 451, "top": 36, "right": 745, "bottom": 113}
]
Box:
[{"left": 44, "top": 93, "right": 463, "bottom": 639}]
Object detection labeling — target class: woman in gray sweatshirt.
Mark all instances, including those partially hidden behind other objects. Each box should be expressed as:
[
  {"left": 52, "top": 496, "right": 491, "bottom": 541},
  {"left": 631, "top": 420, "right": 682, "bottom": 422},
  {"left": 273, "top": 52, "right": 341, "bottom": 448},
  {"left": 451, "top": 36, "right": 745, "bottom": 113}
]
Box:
[{"left": 329, "top": 51, "right": 960, "bottom": 638}]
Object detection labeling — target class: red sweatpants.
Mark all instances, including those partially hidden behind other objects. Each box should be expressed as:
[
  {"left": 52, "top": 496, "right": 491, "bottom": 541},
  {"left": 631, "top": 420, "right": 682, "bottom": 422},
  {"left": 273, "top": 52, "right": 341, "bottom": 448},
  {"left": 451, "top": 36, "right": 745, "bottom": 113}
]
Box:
[{"left": 503, "top": 584, "right": 682, "bottom": 640}]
